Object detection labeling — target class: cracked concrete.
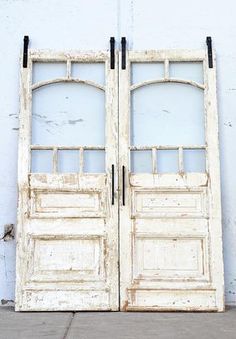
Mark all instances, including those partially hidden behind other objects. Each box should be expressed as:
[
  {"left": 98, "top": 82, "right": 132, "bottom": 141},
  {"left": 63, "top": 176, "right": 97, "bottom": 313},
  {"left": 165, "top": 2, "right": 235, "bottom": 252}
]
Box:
[{"left": 0, "top": 306, "right": 236, "bottom": 339}]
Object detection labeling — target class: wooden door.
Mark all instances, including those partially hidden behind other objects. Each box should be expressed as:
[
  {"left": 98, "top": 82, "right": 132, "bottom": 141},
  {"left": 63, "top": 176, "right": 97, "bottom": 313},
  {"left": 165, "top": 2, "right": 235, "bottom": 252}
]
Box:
[
  {"left": 119, "top": 49, "right": 225, "bottom": 311},
  {"left": 16, "top": 46, "right": 224, "bottom": 312},
  {"left": 15, "top": 50, "right": 119, "bottom": 311}
]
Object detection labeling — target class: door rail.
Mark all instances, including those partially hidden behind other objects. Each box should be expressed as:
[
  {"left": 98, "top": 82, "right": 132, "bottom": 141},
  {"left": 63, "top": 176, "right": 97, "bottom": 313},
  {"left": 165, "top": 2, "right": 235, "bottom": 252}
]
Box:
[
  {"left": 130, "top": 145, "right": 206, "bottom": 174},
  {"left": 30, "top": 145, "right": 105, "bottom": 174}
]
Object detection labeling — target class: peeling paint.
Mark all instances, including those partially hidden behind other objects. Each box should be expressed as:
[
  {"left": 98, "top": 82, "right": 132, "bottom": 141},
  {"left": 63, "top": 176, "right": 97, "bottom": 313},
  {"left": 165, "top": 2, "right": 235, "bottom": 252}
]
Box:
[{"left": 1, "top": 0, "right": 236, "bottom": 308}]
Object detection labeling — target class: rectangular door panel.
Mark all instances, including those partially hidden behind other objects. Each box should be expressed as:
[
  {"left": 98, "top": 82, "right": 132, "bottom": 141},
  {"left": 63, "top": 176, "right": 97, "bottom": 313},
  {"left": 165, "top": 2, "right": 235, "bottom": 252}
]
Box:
[{"left": 132, "top": 188, "right": 207, "bottom": 218}]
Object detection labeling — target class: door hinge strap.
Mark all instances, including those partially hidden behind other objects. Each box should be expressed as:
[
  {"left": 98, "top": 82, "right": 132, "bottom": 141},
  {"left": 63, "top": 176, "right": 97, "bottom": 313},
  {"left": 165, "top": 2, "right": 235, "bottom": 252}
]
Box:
[
  {"left": 110, "top": 37, "right": 115, "bottom": 69},
  {"left": 206, "top": 36, "right": 213, "bottom": 68},
  {"left": 121, "top": 37, "right": 126, "bottom": 70},
  {"left": 23, "top": 36, "right": 29, "bottom": 68}
]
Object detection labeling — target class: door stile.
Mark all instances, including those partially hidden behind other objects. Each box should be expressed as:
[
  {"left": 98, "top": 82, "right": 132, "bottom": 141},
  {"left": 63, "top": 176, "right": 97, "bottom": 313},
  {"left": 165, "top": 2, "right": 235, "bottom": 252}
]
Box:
[
  {"left": 105, "top": 51, "right": 119, "bottom": 310},
  {"left": 204, "top": 49, "right": 224, "bottom": 311},
  {"left": 118, "top": 50, "right": 132, "bottom": 310},
  {"left": 15, "top": 57, "right": 33, "bottom": 310}
]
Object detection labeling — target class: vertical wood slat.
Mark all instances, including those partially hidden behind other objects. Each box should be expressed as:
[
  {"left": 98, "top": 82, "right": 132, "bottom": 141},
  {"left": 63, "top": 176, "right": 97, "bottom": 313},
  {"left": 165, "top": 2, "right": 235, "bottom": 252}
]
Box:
[
  {"left": 152, "top": 147, "right": 157, "bottom": 174},
  {"left": 15, "top": 58, "right": 33, "bottom": 311},
  {"left": 204, "top": 50, "right": 224, "bottom": 311},
  {"left": 178, "top": 146, "right": 184, "bottom": 173},
  {"left": 164, "top": 59, "right": 169, "bottom": 79},
  {"left": 79, "top": 147, "right": 84, "bottom": 173},
  {"left": 52, "top": 147, "right": 58, "bottom": 173},
  {"left": 66, "top": 59, "right": 71, "bottom": 78}
]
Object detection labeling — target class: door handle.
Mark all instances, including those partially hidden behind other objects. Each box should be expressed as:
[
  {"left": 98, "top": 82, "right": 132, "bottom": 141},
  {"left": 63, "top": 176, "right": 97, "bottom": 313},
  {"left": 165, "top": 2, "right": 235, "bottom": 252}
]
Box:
[
  {"left": 122, "top": 165, "right": 125, "bottom": 206},
  {"left": 112, "top": 164, "right": 115, "bottom": 205}
]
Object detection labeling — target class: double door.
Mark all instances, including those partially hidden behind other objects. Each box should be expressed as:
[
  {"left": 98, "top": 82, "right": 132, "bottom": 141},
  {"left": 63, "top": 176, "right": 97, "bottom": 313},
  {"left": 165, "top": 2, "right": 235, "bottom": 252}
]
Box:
[{"left": 16, "top": 45, "right": 224, "bottom": 311}]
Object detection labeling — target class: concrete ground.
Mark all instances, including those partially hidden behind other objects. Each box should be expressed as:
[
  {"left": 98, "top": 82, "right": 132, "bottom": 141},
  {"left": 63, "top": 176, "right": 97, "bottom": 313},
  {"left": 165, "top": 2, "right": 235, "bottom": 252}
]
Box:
[{"left": 0, "top": 306, "right": 236, "bottom": 339}]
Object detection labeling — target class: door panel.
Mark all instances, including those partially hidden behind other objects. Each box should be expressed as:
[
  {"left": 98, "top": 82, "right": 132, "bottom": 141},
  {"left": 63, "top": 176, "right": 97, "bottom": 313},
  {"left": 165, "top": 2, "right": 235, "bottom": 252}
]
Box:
[
  {"left": 16, "top": 47, "right": 224, "bottom": 312},
  {"left": 119, "top": 50, "right": 224, "bottom": 311},
  {"left": 15, "top": 50, "right": 119, "bottom": 311}
]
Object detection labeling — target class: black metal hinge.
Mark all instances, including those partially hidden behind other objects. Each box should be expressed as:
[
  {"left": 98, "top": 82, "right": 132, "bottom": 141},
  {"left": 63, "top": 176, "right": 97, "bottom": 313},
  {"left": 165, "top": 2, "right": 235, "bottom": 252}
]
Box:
[
  {"left": 23, "top": 36, "right": 29, "bottom": 68},
  {"left": 110, "top": 37, "right": 115, "bottom": 69},
  {"left": 206, "top": 36, "right": 213, "bottom": 68},
  {"left": 121, "top": 37, "right": 126, "bottom": 70}
]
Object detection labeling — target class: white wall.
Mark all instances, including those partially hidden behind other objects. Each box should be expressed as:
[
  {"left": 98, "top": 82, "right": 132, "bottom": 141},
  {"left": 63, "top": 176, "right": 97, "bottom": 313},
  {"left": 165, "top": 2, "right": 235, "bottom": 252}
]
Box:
[{"left": 0, "top": 0, "right": 236, "bottom": 305}]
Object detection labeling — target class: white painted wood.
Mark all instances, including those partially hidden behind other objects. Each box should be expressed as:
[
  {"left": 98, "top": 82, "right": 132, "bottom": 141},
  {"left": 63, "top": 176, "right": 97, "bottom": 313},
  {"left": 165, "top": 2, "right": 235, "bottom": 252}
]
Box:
[
  {"left": 15, "top": 57, "right": 33, "bottom": 311},
  {"left": 16, "top": 47, "right": 224, "bottom": 312},
  {"left": 128, "top": 50, "right": 205, "bottom": 62},
  {"left": 15, "top": 50, "right": 119, "bottom": 311},
  {"left": 30, "top": 145, "right": 105, "bottom": 150},
  {"left": 29, "top": 50, "right": 109, "bottom": 62},
  {"left": 204, "top": 51, "right": 225, "bottom": 312},
  {"left": 130, "top": 145, "right": 206, "bottom": 150},
  {"left": 130, "top": 78, "right": 205, "bottom": 91},
  {"left": 32, "top": 78, "right": 105, "bottom": 91},
  {"left": 119, "top": 49, "right": 224, "bottom": 312}
]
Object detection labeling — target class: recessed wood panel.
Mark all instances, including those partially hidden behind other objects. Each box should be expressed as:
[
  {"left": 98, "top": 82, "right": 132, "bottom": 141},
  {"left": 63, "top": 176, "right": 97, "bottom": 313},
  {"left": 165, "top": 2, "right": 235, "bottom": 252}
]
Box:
[
  {"left": 30, "top": 190, "right": 105, "bottom": 218},
  {"left": 133, "top": 189, "right": 207, "bottom": 218},
  {"left": 134, "top": 236, "right": 206, "bottom": 279},
  {"left": 28, "top": 236, "right": 104, "bottom": 282}
]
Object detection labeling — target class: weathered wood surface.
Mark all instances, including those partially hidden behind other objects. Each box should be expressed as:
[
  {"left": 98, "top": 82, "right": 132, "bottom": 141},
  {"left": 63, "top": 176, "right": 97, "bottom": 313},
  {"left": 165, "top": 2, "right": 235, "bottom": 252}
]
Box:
[
  {"left": 119, "top": 49, "right": 224, "bottom": 312},
  {"left": 16, "top": 48, "right": 224, "bottom": 312},
  {"left": 15, "top": 51, "right": 119, "bottom": 311}
]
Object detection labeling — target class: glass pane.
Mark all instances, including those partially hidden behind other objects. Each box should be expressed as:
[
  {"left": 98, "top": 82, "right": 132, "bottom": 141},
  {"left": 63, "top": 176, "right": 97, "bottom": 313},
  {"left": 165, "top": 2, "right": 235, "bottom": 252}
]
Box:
[
  {"left": 31, "top": 150, "right": 52, "bottom": 173},
  {"left": 131, "top": 83, "right": 205, "bottom": 146},
  {"left": 157, "top": 150, "right": 178, "bottom": 173},
  {"left": 131, "top": 151, "right": 152, "bottom": 173},
  {"left": 83, "top": 150, "right": 105, "bottom": 173},
  {"left": 72, "top": 63, "right": 105, "bottom": 86},
  {"left": 169, "top": 62, "right": 203, "bottom": 84},
  {"left": 32, "top": 83, "right": 105, "bottom": 146},
  {"left": 58, "top": 150, "right": 79, "bottom": 173},
  {"left": 131, "top": 63, "right": 164, "bottom": 85},
  {"left": 32, "top": 62, "right": 66, "bottom": 84},
  {"left": 184, "top": 149, "right": 206, "bottom": 172}
]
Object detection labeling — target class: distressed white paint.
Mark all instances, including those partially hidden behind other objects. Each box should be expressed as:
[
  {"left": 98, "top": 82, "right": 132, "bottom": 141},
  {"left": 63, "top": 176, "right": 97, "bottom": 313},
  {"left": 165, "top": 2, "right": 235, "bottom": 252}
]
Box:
[
  {"left": 1, "top": 0, "right": 236, "bottom": 306},
  {"left": 119, "top": 50, "right": 224, "bottom": 311},
  {"left": 16, "top": 45, "right": 224, "bottom": 311},
  {"left": 15, "top": 51, "right": 119, "bottom": 311}
]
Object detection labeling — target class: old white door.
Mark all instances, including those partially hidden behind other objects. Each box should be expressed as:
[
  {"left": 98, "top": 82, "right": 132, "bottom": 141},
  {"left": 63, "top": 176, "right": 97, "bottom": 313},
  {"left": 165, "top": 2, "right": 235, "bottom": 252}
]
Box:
[
  {"left": 119, "top": 49, "right": 225, "bottom": 311},
  {"left": 16, "top": 44, "right": 224, "bottom": 312},
  {"left": 15, "top": 49, "right": 119, "bottom": 311}
]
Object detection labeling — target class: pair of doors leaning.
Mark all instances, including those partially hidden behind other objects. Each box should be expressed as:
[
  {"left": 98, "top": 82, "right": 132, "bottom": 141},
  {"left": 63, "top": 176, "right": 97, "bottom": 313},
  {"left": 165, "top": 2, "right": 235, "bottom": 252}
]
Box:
[{"left": 16, "top": 40, "right": 224, "bottom": 311}]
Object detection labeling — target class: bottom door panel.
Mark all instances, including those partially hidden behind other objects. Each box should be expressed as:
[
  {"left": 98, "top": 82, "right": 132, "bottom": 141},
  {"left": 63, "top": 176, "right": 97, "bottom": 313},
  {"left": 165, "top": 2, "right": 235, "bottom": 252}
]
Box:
[
  {"left": 16, "top": 174, "right": 119, "bottom": 311},
  {"left": 126, "top": 289, "right": 217, "bottom": 311},
  {"left": 119, "top": 174, "right": 224, "bottom": 312}
]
